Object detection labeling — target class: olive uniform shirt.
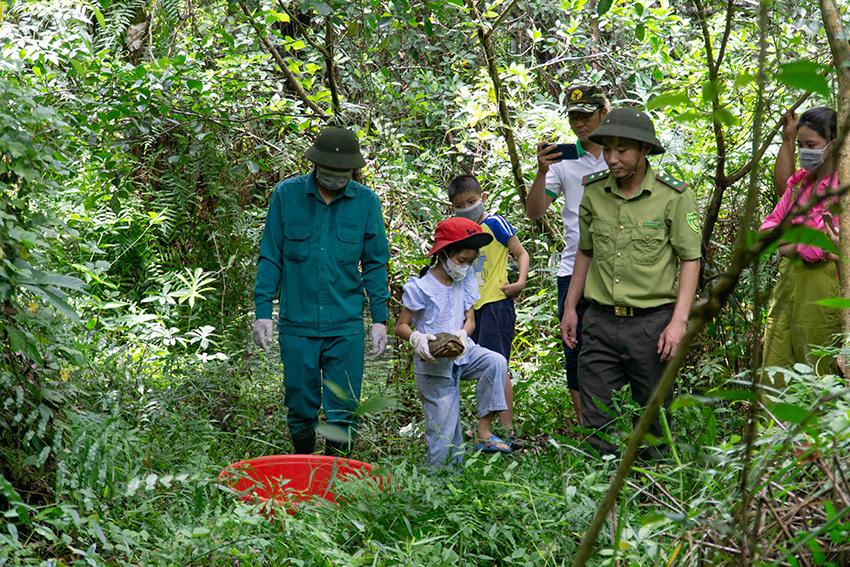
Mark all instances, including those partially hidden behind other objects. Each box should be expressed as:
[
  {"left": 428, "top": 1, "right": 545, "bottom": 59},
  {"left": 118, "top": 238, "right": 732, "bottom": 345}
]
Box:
[
  {"left": 578, "top": 164, "right": 701, "bottom": 308},
  {"left": 254, "top": 173, "right": 390, "bottom": 336}
]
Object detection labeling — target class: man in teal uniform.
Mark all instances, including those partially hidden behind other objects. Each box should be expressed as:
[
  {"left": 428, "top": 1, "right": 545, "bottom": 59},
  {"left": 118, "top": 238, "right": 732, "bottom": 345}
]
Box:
[
  {"left": 560, "top": 109, "right": 701, "bottom": 457},
  {"left": 252, "top": 127, "right": 390, "bottom": 456}
]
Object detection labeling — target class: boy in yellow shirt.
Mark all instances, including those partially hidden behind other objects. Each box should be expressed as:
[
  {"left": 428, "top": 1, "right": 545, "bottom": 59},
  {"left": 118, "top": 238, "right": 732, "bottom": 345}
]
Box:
[{"left": 449, "top": 175, "right": 530, "bottom": 446}]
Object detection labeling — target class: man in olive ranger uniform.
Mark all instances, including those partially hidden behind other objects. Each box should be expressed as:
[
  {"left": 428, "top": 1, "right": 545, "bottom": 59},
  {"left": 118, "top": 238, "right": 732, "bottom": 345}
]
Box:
[
  {"left": 252, "top": 127, "right": 390, "bottom": 457},
  {"left": 560, "top": 108, "right": 701, "bottom": 457}
]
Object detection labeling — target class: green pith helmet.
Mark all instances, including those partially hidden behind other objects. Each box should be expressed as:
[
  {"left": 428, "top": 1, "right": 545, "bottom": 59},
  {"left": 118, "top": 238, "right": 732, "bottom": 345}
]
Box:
[
  {"left": 587, "top": 108, "right": 665, "bottom": 155},
  {"left": 305, "top": 127, "right": 367, "bottom": 169}
]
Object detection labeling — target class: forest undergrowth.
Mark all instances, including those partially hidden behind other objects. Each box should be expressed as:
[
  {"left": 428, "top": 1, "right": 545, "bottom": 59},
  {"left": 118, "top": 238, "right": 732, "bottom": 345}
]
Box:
[{"left": 3, "top": 0, "right": 850, "bottom": 564}]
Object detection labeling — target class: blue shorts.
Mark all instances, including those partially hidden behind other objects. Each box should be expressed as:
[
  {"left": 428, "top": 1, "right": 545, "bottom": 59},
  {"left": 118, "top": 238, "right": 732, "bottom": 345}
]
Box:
[{"left": 471, "top": 298, "right": 516, "bottom": 363}]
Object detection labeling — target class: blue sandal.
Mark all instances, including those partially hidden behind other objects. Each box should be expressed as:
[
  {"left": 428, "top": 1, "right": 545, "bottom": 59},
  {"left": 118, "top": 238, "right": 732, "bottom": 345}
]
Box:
[{"left": 475, "top": 435, "right": 512, "bottom": 454}]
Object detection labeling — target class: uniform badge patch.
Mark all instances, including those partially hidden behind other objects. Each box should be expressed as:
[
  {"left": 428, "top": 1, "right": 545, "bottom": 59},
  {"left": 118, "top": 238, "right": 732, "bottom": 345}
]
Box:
[
  {"left": 687, "top": 211, "right": 700, "bottom": 233},
  {"left": 643, "top": 220, "right": 662, "bottom": 229},
  {"left": 570, "top": 89, "right": 584, "bottom": 101}
]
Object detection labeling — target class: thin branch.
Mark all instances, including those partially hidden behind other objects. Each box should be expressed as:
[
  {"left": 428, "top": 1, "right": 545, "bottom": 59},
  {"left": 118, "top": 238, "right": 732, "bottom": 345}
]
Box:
[
  {"left": 714, "top": 0, "right": 735, "bottom": 73},
  {"left": 725, "top": 92, "right": 812, "bottom": 185},
  {"left": 691, "top": 0, "right": 727, "bottom": 264},
  {"left": 324, "top": 17, "right": 340, "bottom": 115},
  {"left": 237, "top": 0, "right": 326, "bottom": 116},
  {"left": 465, "top": 0, "right": 527, "bottom": 204},
  {"left": 738, "top": 6, "right": 770, "bottom": 563},
  {"left": 821, "top": 0, "right": 850, "bottom": 336},
  {"left": 483, "top": 0, "right": 521, "bottom": 40}
]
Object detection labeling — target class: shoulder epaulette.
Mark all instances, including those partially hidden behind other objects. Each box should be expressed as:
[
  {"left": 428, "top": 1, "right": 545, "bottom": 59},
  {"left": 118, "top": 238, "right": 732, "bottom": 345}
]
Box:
[
  {"left": 656, "top": 172, "right": 687, "bottom": 193},
  {"left": 582, "top": 170, "right": 609, "bottom": 186}
]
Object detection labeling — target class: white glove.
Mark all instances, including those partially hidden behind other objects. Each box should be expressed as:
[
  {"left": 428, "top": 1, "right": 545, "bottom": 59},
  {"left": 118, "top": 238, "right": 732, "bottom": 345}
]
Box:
[
  {"left": 409, "top": 331, "right": 436, "bottom": 361},
  {"left": 449, "top": 329, "right": 468, "bottom": 357},
  {"left": 252, "top": 319, "right": 273, "bottom": 353},
  {"left": 370, "top": 323, "right": 388, "bottom": 357}
]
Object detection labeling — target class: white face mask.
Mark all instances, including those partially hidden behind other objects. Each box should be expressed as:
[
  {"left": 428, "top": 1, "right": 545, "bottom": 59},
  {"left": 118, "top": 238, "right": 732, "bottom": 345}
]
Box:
[
  {"left": 799, "top": 144, "right": 830, "bottom": 172},
  {"left": 443, "top": 257, "right": 470, "bottom": 281}
]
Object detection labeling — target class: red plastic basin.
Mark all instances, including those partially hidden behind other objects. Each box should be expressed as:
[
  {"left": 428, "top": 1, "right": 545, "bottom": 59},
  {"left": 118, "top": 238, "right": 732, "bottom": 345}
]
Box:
[{"left": 219, "top": 455, "right": 382, "bottom": 511}]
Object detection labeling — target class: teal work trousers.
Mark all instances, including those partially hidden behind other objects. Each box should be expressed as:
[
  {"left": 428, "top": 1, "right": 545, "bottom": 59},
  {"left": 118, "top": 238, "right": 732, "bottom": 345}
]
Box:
[{"left": 279, "top": 332, "right": 364, "bottom": 439}]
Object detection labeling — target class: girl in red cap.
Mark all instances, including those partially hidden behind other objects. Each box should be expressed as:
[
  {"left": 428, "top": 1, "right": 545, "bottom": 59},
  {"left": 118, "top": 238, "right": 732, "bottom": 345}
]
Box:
[{"left": 395, "top": 217, "right": 511, "bottom": 467}]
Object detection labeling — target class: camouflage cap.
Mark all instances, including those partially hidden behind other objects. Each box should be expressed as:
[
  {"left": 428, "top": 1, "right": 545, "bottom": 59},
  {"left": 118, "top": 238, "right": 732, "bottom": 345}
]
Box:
[
  {"left": 305, "top": 127, "right": 367, "bottom": 169},
  {"left": 587, "top": 108, "right": 665, "bottom": 155},
  {"left": 566, "top": 85, "right": 609, "bottom": 113}
]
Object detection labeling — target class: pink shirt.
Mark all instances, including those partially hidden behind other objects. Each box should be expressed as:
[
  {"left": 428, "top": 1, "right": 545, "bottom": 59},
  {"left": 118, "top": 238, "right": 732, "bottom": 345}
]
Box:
[{"left": 760, "top": 169, "right": 839, "bottom": 263}]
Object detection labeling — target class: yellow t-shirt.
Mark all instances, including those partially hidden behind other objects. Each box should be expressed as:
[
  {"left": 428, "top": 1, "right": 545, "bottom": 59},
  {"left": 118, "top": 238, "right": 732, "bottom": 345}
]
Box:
[{"left": 472, "top": 214, "right": 516, "bottom": 309}]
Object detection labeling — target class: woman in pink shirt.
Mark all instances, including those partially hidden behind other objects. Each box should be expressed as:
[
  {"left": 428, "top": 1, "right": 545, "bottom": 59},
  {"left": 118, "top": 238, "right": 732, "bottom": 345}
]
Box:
[{"left": 760, "top": 107, "right": 841, "bottom": 383}]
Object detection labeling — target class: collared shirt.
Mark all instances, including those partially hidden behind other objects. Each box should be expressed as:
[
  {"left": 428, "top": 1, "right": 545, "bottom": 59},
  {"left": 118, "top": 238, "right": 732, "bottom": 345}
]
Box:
[
  {"left": 760, "top": 169, "right": 839, "bottom": 263},
  {"left": 254, "top": 173, "right": 390, "bottom": 336},
  {"left": 544, "top": 140, "right": 608, "bottom": 277},
  {"left": 578, "top": 163, "right": 702, "bottom": 308}
]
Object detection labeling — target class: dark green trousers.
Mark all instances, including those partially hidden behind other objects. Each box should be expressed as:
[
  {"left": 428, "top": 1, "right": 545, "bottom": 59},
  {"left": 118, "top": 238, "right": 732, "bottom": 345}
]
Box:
[
  {"left": 578, "top": 304, "right": 673, "bottom": 455},
  {"left": 279, "top": 332, "right": 364, "bottom": 439}
]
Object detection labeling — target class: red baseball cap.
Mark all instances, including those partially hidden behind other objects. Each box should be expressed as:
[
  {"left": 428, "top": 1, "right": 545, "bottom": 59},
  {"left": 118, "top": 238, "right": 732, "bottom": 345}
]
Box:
[{"left": 428, "top": 217, "right": 493, "bottom": 256}]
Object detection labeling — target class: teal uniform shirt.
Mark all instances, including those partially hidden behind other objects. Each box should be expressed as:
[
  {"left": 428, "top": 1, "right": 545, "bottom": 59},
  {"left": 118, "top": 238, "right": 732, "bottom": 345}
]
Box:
[{"left": 254, "top": 173, "right": 390, "bottom": 337}]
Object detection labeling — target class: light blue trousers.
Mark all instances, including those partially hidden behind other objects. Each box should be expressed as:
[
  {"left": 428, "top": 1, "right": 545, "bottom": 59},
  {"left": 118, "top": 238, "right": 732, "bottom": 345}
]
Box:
[{"left": 415, "top": 344, "right": 508, "bottom": 467}]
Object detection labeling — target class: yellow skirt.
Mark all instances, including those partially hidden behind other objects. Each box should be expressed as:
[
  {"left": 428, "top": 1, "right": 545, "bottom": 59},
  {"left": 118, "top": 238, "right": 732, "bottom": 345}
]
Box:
[{"left": 762, "top": 257, "right": 842, "bottom": 382}]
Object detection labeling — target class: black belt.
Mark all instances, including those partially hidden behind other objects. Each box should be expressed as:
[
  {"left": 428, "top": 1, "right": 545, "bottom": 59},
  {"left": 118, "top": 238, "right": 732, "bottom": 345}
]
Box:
[{"left": 590, "top": 302, "right": 675, "bottom": 317}]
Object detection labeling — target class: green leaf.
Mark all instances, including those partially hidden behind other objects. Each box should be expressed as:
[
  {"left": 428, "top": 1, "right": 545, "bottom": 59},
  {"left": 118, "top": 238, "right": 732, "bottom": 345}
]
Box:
[
  {"left": 596, "top": 0, "right": 613, "bottom": 16},
  {"left": 267, "top": 10, "right": 290, "bottom": 22},
  {"left": 709, "top": 388, "right": 757, "bottom": 402},
  {"left": 192, "top": 527, "right": 211, "bottom": 538},
  {"left": 701, "top": 79, "right": 720, "bottom": 103},
  {"left": 780, "top": 225, "right": 838, "bottom": 254},
  {"left": 5, "top": 325, "right": 29, "bottom": 354},
  {"left": 712, "top": 108, "right": 739, "bottom": 126},
  {"left": 646, "top": 91, "right": 690, "bottom": 110},
  {"left": 635, "top": 23, "right": 645, "bottom": 41},
  {"left": 816, "top": 297, "right": 850, "bottom": 309},
  {"left": 21, "top": 284, "right": 81, "bottom": 323},
  {"left": 91, "top": 5, "right": 106, "bottom": 28},
  {"left": 354, "top": 396, "right": 396, "bottom": 416},
  {"left": 776, "top": 61, "right": 830, "bottom": 97},
  {"left": 315, "top": 423, "right": 349, "bottom": 442},
  {"left": 769, "top": 402, "right": 810, "bottom": 424}
]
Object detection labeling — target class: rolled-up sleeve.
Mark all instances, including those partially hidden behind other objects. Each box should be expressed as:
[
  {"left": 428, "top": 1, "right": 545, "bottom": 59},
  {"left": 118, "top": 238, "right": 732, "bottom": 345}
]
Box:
[{"left": 361, "top": 194, "right": 390, "bottom": 323}]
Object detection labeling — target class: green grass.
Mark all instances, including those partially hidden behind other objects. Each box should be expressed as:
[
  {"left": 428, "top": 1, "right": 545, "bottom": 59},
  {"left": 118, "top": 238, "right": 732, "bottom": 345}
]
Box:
[{"left": 4, "top": 344, "right": 850, "bottom": 566}]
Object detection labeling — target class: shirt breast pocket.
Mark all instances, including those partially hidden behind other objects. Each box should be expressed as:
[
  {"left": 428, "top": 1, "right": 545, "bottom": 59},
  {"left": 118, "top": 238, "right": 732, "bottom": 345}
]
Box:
[
  {"left": 336, "top": 224, "right": 364, "bottom": 264},
  {"left": 589, "top": 221, "right": 615, "bottom": 260},
  {"left": 630, "top": 226, "right": 667, "bottom": 266},
  {"left": 283, "top": 224, "right": 312, "bottom": 262}
]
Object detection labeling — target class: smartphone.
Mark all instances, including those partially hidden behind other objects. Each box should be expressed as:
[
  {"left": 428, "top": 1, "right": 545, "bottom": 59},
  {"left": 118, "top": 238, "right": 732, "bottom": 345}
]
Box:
[
  {"left": 822, "top": 212, "right": 836, "bottom": 230},
  {"left": 546, "top": 142, "right": 580, "bottom": 162}
]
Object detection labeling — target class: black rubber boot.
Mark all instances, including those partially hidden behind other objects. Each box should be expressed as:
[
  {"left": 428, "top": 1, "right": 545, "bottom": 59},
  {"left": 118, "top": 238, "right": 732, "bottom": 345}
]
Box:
[
  {"left": 292, "top": 432, "right": 316, "bottom": 454},
  {"left": 324, "top": 438, "right": 352, "bottom": 457}
]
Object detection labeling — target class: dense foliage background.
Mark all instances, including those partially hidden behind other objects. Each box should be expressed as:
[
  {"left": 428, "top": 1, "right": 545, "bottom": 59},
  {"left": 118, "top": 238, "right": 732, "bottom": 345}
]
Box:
[{"left": 2, "top": 0, "right": 849, "bottom": 564}]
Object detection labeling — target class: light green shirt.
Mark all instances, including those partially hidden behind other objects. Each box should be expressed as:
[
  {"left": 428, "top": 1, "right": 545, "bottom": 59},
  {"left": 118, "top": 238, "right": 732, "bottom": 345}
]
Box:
[{"left": 578, "top": 163, "right": 701, "bottom": 308}]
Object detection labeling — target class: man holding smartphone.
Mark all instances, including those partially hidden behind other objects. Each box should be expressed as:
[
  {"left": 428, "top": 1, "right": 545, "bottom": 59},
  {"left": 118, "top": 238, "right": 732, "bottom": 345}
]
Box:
[{"left": 526, "top": 84, "right": 610, "bottom": 424}]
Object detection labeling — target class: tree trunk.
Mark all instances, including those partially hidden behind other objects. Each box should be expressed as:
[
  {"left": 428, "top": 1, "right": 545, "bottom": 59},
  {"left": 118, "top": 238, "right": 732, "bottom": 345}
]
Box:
[
  {"left": 465, "top": 0, "right": 527, "bottom": 205},
  {"left": 821, "top": 0, "right": 850, "bottom": 335}
]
